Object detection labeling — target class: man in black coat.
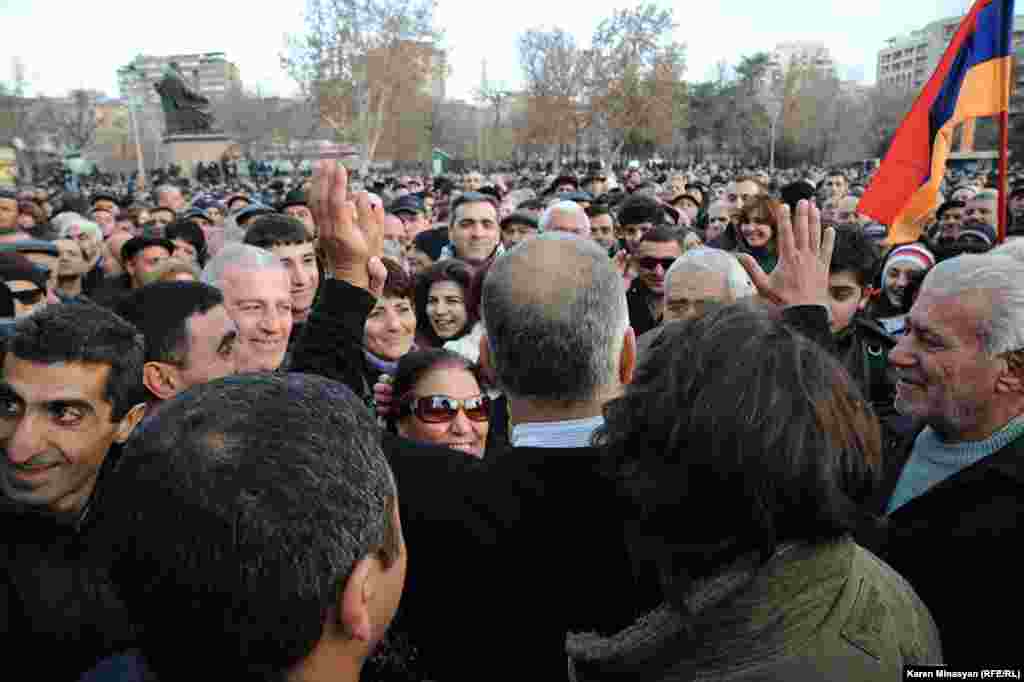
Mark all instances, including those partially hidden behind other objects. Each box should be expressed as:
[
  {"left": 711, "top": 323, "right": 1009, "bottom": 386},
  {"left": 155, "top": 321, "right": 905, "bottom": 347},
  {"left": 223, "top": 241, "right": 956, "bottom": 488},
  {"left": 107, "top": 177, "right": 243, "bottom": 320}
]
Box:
[
  {"left": 0, "top": 303, "right": 149, "bottom": 680},
  {"left": 857, "top": 253, "right": 1024, "bottom": 664},
  {"left": 293, "top": 164, "right": 839, "bottom": 680}
]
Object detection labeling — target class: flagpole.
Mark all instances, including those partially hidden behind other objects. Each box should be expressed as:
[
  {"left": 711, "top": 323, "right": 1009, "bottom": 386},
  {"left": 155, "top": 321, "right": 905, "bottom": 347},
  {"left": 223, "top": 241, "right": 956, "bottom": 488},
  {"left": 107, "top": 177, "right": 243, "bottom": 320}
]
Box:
[{"left": 999, "top": 110, "right": 1009, "bottom": 243}]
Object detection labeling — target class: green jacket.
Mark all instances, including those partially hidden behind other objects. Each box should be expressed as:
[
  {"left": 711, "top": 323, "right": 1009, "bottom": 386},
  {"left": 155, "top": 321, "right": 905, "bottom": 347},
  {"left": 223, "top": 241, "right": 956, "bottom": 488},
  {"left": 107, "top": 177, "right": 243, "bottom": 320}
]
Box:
[{"left": 568, "top": 537, "right": 941, "bottom": 681}]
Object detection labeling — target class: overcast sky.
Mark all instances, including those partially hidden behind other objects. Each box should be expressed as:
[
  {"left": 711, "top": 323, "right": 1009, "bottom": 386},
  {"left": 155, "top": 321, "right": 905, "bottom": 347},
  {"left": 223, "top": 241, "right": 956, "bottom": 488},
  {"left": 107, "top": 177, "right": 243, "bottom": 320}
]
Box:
[{"left": 3, "top": 0, "right": 973, "bottom": 101}]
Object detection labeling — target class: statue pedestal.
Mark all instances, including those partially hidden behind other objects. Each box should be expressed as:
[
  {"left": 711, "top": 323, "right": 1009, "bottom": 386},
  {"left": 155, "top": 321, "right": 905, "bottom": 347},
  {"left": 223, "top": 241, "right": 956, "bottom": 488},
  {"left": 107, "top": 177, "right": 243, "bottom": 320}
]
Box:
[{"left": 163, "top": 133, "right": 233, "bottom": 177}]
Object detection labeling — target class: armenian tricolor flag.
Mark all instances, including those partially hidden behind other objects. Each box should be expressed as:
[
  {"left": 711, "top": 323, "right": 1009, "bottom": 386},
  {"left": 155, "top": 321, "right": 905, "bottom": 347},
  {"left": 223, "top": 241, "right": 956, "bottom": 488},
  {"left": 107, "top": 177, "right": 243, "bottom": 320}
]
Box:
[{"left": 859, "top": 0, "right": 1016, "bottom": 244}]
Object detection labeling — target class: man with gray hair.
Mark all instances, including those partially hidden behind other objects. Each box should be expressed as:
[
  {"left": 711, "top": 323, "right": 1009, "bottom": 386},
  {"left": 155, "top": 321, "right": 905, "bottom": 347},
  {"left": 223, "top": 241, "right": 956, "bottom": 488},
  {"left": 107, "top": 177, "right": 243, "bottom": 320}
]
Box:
[
  {"left": 295, "top": 165, "right": 840, "bottom": 679},
  {"left": 538, "top": 200, "right": 592, "bottom": 238},
  {"left": 292, "top": 163, "right": 651, "bottom": 679},
  {"left": 201, "top": 243, "right": 292, "bottom": 372},
  {"left": 633, "top": 246, "right": 754, "bottom": 358},
  {"left": 155, "top": 184, "right": 186, "bottom": 213},
  {"left": 863, "top": 253, "right": 1024, "bottom": 662}
]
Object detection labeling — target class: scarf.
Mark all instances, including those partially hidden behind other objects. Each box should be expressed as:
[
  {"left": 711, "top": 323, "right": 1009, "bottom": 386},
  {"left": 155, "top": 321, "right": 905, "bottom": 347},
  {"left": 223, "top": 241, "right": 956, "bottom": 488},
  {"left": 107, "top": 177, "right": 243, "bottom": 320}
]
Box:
[{"left": 364, "top": 348, "right": 403, "bottom": 378}]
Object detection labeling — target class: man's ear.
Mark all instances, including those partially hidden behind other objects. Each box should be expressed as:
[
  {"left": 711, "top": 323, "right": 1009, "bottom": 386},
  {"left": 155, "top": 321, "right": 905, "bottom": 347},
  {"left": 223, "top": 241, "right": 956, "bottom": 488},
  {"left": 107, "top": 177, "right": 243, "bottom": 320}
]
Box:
[
  {"left": 114, "top": 402, "right": 148, "bottom": 443},
  {"left": 996, "top": 354, "right": 1024, "bottom": 395},
  {"left": 142, "top": 362, "right": 180, "bottom": 402},
  {"left": 338, "top": 556, "right": 376, "bottom": 643},
  {"left": 620, "top": 326, "right": 637, "bottom": 386}
]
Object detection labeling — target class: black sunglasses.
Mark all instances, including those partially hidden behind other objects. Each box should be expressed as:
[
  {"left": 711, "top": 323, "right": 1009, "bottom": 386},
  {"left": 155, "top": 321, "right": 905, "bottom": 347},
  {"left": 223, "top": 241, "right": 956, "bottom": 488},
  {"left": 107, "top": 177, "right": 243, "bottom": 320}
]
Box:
[
  {"left": 399, "top": 394, "right": 491, "bottom": 423},
  {"left": 635, "top": 257, "right": 677, "bottom": 272}
]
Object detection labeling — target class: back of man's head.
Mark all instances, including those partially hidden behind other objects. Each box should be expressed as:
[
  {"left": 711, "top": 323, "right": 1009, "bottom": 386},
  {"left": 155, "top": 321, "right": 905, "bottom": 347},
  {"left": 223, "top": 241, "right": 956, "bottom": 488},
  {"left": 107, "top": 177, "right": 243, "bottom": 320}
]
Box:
[
  {"left": 97, "top": 373, "right": 401, "bottom": 679},
  {"left": 482, "top": 233, "right": 628, "bottom": 402},
  {"left": 244, "top": 213, "right": 313, "bottom": 249},
  {"left": 115, "top": 281, "right": 224, "bottom": 364}
]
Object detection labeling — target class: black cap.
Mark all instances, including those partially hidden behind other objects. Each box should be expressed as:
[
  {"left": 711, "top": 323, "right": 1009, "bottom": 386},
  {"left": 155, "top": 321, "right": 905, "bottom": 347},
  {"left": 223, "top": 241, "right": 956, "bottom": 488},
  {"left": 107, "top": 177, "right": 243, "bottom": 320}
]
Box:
[
  {"left": 0, "top": 253, "right": 49, "bottom": 291},
  {"left": 389, "top": 194, "right": 424, "bottom": 215},
  {"left": 121, "top": 237, "right": 174, "bottom": 264},
  {"left": 412, "top": 227, "right": 449, "bottom": 261},
  {"left": 278, "top": 188, "right": 308, "bottom": 211},
  {"left": 670, "top": 193, "right": 701, "bottom": 207},
  {"left": 0, "top": 240, "right": 59, "bottom": 258},
  {"left": 547, "top": 174, "right": 578, "bottom": 194},
  {"left": 91, "top": 192, "right": 120, "bottom": 207},
  {"left": 500, "top": 211, "right": 539, "bottom": 231}
]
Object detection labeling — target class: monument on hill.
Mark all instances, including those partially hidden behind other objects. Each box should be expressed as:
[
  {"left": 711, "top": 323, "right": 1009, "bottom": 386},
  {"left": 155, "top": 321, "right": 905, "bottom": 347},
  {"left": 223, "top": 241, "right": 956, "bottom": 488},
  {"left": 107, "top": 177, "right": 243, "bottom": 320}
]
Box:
[{"left": 156, "top": 62, "right": 231, "bottom": 172}]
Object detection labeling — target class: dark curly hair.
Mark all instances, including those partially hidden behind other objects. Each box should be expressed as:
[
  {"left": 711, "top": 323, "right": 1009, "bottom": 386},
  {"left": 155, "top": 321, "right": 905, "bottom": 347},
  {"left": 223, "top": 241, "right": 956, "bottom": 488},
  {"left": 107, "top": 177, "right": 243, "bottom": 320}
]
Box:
[{"left": 413, "top": 259, "right": 476, "bottom": 347}]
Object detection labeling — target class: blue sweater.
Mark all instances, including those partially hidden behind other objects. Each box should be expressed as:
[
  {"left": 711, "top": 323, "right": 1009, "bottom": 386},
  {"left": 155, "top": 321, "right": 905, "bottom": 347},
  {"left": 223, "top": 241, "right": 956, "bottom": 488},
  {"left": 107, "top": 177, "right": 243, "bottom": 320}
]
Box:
[{"left": 887, "top": 415, "right": 1024, "bottom": 514}]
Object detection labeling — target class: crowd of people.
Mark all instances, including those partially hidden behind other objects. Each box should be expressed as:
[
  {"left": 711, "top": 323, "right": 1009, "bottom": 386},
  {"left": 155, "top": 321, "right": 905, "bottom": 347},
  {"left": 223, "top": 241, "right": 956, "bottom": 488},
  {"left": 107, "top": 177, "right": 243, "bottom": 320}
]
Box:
[{"left": 1, "top": 153, "right": 1023, "bottom": 681}]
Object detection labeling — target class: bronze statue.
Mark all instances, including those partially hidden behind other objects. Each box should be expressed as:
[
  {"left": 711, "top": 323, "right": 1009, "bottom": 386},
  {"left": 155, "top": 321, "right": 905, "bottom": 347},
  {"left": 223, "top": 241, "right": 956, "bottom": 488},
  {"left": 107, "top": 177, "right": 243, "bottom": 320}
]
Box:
[{"left": 155, "top": 62, "right": 217, "bottom": 136}]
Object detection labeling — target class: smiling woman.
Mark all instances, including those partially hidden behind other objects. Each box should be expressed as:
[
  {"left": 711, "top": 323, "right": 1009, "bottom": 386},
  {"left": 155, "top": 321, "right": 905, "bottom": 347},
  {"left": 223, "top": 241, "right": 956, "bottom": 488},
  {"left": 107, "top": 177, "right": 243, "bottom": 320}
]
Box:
[
  {"left": 413, "top": 259, "right": 476, "bottom": 349},
  {"left": 364, "top": 257, "right": 417, "bottom": 386},
  {"left": 391, "top": 348, "right": 491, "bottom": 459}
]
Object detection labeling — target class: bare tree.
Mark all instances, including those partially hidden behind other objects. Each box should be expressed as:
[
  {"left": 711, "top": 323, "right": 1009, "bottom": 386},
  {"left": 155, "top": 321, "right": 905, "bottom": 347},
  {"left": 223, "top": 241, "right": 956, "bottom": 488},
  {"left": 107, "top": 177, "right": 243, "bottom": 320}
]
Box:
[
  {"left": 516, "top": 27, "right": 592, "bottom": 160},
  {"left": 213, "top": 87, "right": 285, "bottom": 160},
  {"left": 283, "top": 0, "right": 443, "bottom": 170},
  {"left": 268, "top": 99, "right": 323, "bottom": 176},
  {"left": 587, "top": 3, "right": 686, "bottom": 161},
  {"left": 39, "top": 90, "right": 98, "bottom": 155}
]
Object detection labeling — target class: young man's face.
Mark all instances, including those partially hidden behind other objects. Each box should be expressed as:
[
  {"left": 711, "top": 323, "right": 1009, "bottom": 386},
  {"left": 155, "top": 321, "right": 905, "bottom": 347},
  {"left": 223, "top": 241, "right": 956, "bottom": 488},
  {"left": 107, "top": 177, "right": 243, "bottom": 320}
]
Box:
[
  {"left": 827, "top": 270, "right": 869, "bottom": 334},
  {"left": 590, "top": 214, "right": 617, "bottom": 252},
  {"left": 0, "top": 356, "right": 138, "bottom": 515},
  {"left": 269, "top": 242, "right": 320, "bottom": 325},
  {"left": 126, "top": 246, "right": 171, "bottom": 288}
]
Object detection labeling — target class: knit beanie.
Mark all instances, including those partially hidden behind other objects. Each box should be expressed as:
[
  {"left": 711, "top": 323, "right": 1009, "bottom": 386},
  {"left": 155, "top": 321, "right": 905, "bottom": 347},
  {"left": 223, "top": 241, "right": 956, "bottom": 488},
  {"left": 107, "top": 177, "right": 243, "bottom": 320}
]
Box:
[
  {"left": 882, "top": 243, "right": 936, "bottom": 285},
  {"left": 413, "top": 227, "right": 449, "bottom": 261}
]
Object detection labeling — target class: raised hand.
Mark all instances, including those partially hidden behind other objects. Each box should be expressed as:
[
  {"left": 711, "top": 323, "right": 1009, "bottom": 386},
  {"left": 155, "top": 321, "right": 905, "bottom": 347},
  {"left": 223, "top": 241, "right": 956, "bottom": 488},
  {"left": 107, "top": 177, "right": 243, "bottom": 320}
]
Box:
[
  {"left": 737, "top": 199, "right": 835, "bottom": 308},
  {"left": 310, "top": 160, "right": 385, "bottom": 291}
]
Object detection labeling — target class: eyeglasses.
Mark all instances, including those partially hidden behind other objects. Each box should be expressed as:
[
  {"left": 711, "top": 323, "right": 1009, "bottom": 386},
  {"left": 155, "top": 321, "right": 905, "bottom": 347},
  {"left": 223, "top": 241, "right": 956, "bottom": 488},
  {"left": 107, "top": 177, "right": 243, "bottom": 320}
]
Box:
[
  {"left": 399, "top": 394, "right": 491, "bottom": 423},
  {"left": 7, "top": 288, "right": 44, "bottom": 305},
  {"left": 708, "top": 216, "right": 730, "bottom": 223},
  {"left": 635, "top": 257, "right": 677, "bottom": 271}
]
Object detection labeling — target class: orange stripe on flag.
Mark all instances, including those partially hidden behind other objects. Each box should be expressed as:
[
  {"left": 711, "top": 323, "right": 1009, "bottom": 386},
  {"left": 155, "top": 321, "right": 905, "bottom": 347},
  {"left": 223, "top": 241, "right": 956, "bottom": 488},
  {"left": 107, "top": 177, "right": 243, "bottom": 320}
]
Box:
[{"left": 885, "top": 56, "right": 1013, "bottom": 244}]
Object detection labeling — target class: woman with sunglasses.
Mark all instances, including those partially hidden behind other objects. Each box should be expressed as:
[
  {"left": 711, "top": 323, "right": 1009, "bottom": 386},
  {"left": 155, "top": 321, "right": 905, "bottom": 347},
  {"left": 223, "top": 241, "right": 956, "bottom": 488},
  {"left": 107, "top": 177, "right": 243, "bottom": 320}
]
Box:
[{"left": 391, "top": 349, "right": 490, "bottom": 459}]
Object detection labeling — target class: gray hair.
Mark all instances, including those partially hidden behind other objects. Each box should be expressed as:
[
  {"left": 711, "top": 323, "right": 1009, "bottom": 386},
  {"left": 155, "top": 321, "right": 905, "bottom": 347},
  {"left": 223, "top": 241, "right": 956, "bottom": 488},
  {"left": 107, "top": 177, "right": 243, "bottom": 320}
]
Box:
[
  {"left": 539, "top": 200, "right": 591, "bottom": 235},
  {"left": 200, "top": 243, "right": 284, "bottom": 290},
  {"left": 155, "top": 184, "right": 182, "bottom": 200},
  {"left": 54, "top": 214, "right": 101, "bottom": 241},
  {"left": 482, "top": 232, "right": 628, "bottom": 402},
  {"left": 922, "top": 254, "right": 1024, "bottom": 356},
  {"left": 990, "top": 238, "right": 1024, "bottom": 263},
  {"left": 665, "top": 247, "right": 755, "bottom": 301}
]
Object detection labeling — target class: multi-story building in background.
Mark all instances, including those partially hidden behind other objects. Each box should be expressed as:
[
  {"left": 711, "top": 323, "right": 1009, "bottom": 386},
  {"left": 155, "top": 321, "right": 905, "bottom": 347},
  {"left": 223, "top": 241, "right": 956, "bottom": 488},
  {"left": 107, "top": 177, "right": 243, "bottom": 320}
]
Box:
[
  {"left": 763, "top": 41, "right": 839, "bottom": 88},
  {"left": 877, "top": 15, "right": 1024, "bottom": 92}
]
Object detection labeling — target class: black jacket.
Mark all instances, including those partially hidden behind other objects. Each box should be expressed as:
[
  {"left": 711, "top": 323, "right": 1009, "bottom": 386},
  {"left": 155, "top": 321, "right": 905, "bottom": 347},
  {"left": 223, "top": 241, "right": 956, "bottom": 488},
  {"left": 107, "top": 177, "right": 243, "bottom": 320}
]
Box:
[
  {"left": 1, "top": 445, "right": 137, "bottom": 681},
  {"left": 857, "top": 426, "right": 1024, "bottom": 664},
  {"left": 291, "top": 279, "right": 659, "bottom": 680},
  {"left": 833, "top": 315, "right": 897, "bottom": 418},
  {"left": 88, "top": 273, "right": 134, "bottom": 310},
  {"left": 626, "top": 279, "right": 660, "bottom": 337}
]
